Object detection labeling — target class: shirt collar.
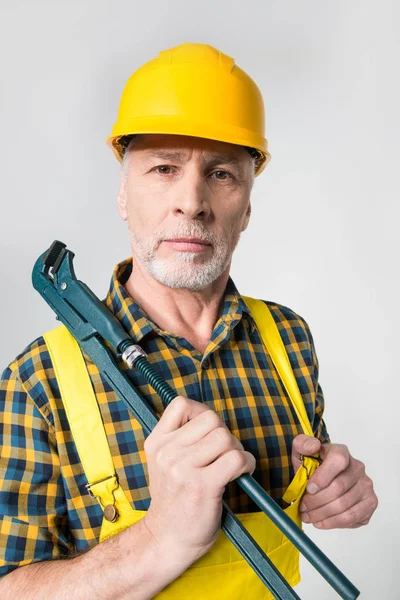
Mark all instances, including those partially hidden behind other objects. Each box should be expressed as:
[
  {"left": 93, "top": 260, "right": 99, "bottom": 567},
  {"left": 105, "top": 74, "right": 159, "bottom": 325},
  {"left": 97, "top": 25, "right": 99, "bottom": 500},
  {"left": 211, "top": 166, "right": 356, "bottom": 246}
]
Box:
[{"left": 104, "top": 257, "right": 256, "bottom": 344}]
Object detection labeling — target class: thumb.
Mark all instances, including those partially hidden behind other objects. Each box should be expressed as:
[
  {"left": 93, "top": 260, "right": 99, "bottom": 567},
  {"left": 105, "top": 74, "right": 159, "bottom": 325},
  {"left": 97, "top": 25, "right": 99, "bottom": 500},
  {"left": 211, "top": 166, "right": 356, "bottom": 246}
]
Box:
[{"left": 291, "top": 434, "right": 321, "bottom": 473}]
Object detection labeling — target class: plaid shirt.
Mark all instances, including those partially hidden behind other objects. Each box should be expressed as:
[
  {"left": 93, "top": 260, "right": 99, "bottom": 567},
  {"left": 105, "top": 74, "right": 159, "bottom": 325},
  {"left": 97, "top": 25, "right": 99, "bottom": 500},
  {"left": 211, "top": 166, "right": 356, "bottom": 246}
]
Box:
[{"left": 0, "top": 258, "right": 329, "bottom": 577}]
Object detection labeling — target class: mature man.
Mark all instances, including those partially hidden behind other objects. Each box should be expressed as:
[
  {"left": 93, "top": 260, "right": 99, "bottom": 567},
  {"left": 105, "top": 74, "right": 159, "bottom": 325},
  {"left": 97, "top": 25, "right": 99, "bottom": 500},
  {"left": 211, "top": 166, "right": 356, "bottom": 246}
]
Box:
[{"left": 0, "top": 43, "right": 377, "bottom": 599}]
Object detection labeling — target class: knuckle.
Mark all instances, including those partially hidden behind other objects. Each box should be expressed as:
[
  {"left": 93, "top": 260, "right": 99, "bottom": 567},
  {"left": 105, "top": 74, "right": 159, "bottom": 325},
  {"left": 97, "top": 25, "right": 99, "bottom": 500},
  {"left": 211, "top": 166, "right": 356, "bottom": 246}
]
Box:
[
  {"left": 362, "top": 475, "right": 374, "bottom": 493},
  {"left": 169, "top": 461, "right": 187, "bottom": 485},
  {"left": 249, "top": 453, "right": 257, "bottom": 473},
  {"left": 214, "top": 426, "right": 233, "bottom": 447},
  {"left": 229, "top": 449, "right": 246, "bottom": 470},
  {"left": 235, "top": 450, "right": 255, "bottom": 474},
  {"left": 354, "top": 459, "right": 366, "bottom": 475},
  {"left": 173, "top": 395, "right": 191, "bottom": 411},
  {"left": 359, "top": 496, "right": 378, "bottom": 526},
  {"left": 344, "top": 507, "right": 357, "bottom": 526},
  {"left": 338, "top": 494, "right": 351, "bottom": 513},
  {"left": 293, "top": 434, "right": 308, "bottom": 448},
  {"left": 155, "top": 445, "right": 175, "bottom": 470},
  {"left": 338, "top": 443, "right": 350, "bottom": 454},
  {"left": 154, "top": 446, "right": 165, "bottom": 467},
  {"left": 370, "top": 494, "right": 379, "bottom": 513},
  {"left": 330, "top": 452, "right": 349, "bottom": 474},
  {"left": 336, "top": 451, "right": 350, "bottom": 470},
  {"left": 205, "top": 409, "right": 223, "bottom": 430},
  {"left": 332, "top": 477, "right": 347, "bottom": 497}
]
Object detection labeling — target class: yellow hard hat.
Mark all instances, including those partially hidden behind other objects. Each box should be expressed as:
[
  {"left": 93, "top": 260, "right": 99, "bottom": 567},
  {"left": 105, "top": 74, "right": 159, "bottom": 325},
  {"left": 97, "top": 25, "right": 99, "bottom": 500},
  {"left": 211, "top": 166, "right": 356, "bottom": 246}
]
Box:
[{"left": 107, "top": 42, "right": 270, "bottom": 176}]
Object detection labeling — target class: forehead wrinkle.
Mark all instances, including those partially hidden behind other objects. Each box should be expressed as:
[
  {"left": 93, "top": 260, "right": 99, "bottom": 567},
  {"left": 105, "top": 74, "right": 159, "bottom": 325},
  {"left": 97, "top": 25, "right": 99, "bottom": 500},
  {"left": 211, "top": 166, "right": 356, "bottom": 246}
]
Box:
[
  {"left": 140, "top": 148, "right": 243, "bottom": 168},
  {"left": 141, "top": 149, "right": 187, "bottom": 162}
]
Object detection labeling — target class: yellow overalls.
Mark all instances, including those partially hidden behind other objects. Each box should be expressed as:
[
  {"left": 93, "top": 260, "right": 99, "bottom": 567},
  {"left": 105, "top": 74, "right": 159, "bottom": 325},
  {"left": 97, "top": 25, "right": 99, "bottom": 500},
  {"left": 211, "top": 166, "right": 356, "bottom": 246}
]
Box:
[{"left": 44, "top": 297, "right": 319, "bottom": 599}]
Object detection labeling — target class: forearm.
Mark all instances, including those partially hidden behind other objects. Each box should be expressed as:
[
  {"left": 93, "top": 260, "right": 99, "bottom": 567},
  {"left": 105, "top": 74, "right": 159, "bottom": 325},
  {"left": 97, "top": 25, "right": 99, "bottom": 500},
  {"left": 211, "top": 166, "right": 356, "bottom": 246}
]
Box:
[{"left": 0, "top": 518, "right": 189, "bottom": 600}]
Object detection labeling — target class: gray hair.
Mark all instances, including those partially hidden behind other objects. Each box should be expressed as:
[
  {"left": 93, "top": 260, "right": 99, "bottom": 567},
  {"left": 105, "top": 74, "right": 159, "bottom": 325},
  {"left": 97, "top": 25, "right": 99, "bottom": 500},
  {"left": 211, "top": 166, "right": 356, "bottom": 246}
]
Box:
[{"left": 121, "top": 135, "right": 139, "bottom": 181}]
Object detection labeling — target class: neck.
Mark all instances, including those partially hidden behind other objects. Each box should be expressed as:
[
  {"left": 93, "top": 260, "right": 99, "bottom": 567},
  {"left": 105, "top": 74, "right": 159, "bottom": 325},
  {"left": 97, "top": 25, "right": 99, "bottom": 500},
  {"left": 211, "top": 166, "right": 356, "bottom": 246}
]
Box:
[{"left": 123, "top": 258, "right": 231, "bottom": 354}]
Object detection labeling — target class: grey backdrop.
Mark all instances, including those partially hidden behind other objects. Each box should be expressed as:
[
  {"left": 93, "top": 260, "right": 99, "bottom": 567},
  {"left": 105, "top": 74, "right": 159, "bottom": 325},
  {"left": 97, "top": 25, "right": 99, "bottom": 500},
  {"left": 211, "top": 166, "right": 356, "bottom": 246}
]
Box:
[{"left": 1, "top": 1, "right": 398, "bottom": 598}]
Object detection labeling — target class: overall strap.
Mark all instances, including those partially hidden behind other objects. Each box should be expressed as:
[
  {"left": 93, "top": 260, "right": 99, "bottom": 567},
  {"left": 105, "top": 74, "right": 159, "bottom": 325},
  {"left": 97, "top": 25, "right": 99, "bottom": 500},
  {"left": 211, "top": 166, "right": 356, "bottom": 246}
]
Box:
[
  {"left": 43, "top": 300, "right": 314, "bottom": 524},
  {"left": 242, "top": 297, "right": 314, "bottom": 438},
  {"left": 44, "top": 325, "right": 131, "bottom": 525}
]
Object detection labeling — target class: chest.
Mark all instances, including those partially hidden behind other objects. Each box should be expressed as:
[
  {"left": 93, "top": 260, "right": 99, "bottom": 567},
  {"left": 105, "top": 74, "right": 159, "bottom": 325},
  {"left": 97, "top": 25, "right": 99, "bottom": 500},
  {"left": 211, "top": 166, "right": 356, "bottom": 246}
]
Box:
[{"left": 56, "top": 325, "right": 317, "bottom": 528}]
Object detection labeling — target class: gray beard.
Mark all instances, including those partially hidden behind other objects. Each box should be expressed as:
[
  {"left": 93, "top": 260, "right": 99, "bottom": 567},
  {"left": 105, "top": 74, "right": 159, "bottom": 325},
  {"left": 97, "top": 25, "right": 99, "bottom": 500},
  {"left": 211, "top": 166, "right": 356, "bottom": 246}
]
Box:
[{"left": 129, "top": 222, "right": 239, "bottom": 291}]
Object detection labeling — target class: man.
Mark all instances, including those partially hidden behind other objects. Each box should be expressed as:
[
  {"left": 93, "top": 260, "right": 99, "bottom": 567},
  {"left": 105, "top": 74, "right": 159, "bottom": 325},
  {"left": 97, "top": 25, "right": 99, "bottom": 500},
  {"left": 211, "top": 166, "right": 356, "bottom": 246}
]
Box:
[{"left": 0, "top": 43, "right": 377, "bottom": 598}]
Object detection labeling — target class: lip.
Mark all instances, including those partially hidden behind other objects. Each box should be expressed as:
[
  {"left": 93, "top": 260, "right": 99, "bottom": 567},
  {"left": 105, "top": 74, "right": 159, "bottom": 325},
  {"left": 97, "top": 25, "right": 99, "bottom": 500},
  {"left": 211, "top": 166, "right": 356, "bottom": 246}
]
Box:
[
  {"left": 162, "top": 238, "right": 211, "bottom": 253},
  {"left": 164, "top": 237, "right": 211, "bottom": 245}
]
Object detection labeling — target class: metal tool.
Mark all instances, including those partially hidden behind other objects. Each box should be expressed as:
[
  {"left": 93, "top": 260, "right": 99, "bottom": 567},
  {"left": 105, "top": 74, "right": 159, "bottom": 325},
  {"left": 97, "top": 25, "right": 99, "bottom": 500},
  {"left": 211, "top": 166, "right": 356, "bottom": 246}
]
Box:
[{"left": 32, "top": 240, "right": 360, "bottom": 600}]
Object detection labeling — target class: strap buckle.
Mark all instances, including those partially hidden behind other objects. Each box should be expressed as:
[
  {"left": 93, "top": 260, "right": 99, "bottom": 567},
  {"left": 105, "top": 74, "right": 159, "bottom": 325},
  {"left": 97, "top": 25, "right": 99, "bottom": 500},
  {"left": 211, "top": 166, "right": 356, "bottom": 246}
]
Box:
[
  {"left": 85, "top": 474, "right": 120, "bottom": 522},
  {"left": 299, "top": 454, "right": 323, "bottom": 479},
  {"left": 85, "top": 474, "right": 117, "bottom": 498}
]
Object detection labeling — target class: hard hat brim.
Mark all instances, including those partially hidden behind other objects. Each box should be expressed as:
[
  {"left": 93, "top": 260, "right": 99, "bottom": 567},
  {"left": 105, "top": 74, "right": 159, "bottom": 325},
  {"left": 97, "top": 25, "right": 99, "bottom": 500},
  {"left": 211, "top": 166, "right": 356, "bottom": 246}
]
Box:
[{"left": 106, "top": 115, "right": 271, "bottom": 176}]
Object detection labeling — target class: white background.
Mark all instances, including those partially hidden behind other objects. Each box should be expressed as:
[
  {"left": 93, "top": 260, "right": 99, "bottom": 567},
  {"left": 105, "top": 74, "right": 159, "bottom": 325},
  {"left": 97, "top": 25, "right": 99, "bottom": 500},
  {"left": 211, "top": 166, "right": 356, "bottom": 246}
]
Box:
[{"left": 0, "top": 1, "right": 398, "bottom": 598}]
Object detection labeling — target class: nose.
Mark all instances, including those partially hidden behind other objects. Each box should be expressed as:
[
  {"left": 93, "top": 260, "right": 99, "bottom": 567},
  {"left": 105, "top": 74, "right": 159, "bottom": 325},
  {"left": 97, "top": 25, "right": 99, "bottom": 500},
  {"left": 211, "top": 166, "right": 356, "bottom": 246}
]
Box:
[{"left": 172, "top": 168, "right": 211, "bottom": 220}]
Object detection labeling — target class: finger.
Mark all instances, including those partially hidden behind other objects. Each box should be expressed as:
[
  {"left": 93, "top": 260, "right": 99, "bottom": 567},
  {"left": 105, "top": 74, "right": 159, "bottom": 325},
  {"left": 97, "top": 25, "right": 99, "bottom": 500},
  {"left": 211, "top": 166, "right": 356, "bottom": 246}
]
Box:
[
  {"left": 300, "top": 463, "right": 359, "bottom": 512},
  {"left": 175, "top": 407, "right": 226, "bottom": 447},
  {"left": 311, "top": 497, "right": 376, "bottom": 530},
  {"left": 204, "top": 449, "right": 256, "bottom": 491},
  {"left": 301, "top": 480, "right": 364, "bottom": 524},
  {"left": 153, "top": 396, "right": 209, "bottom": 434},
  {"left": 306, "top": 444, "right": 350, "bottom": 494},
  {"left": 291, "top": 434, "right": 321, "bottom": 473},
  {"left": 189, "top": 427, "right": 243, "bottom": 468}
]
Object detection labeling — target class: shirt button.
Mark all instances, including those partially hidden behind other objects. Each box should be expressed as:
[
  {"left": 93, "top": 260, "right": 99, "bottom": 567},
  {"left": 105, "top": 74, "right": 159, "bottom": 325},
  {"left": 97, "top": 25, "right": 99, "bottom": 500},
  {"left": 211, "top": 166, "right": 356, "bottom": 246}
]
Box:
[{"left": 202, "top": 359, "right": 210, "bottom": 369}]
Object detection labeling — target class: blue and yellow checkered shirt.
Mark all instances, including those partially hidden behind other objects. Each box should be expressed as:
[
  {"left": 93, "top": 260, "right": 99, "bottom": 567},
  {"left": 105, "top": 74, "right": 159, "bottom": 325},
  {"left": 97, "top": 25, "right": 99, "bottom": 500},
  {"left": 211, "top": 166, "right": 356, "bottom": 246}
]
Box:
[{"left": 0, "top": 258, "right": 329, "bottom": 577}]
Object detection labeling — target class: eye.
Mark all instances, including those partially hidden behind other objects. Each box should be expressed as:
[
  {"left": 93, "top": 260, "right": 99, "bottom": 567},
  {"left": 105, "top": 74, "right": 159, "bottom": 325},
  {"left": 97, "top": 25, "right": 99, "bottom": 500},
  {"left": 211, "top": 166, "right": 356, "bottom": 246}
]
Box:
[
  {"left": 152, "top": 165, "right": 176, "bottom": 175},
  {"left": 211, "top": 170, "right": 233, "bottom": 181}
]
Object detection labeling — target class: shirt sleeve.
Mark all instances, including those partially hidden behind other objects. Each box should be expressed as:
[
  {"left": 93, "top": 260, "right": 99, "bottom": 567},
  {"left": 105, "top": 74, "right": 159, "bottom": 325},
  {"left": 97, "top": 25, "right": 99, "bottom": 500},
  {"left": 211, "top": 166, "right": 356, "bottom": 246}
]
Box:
[
  {"left": 313, "top": 382, "right": 330, "bottom": 444},
  {"left": 302, "top": 319, "right": 330, "bottom": 444},
  {"left": 0, "top": 360, "right": 72, "bottom": 578}
]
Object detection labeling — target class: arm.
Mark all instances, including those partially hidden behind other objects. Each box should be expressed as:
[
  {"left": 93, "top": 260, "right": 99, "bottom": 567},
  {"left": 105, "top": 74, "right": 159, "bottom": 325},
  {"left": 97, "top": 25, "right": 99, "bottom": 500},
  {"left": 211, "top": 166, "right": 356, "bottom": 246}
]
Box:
[
  {"left": 1, "top": 352, "right": 254, "bottom": 599},
  {"left": 0, "top": 519, "right": 186, "bottom": 600},
  {"left": 0, "top": 361, "right": 191, "bottom": 598},
  {"left": 290, "top": 318, "right": 378, "bottom": 529}
]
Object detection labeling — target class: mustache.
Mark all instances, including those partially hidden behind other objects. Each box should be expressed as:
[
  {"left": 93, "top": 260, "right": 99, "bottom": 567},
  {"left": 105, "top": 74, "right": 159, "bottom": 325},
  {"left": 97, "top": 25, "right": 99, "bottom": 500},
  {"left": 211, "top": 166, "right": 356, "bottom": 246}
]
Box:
[{"left": 156, "top": 223, "right": 217, "bottom": 246}]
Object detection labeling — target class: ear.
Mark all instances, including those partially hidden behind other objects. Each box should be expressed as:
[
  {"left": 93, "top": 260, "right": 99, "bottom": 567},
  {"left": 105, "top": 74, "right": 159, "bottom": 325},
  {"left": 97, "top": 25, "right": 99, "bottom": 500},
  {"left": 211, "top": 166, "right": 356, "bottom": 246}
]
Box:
[{"left": 117, "top": 169, "right": 128, "bottom": 221}]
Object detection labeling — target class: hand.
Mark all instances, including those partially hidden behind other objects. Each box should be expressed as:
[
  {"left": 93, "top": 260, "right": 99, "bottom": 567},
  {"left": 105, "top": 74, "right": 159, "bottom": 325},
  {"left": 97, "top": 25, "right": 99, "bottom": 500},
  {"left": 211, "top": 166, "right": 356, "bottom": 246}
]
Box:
[
  {"left": 291, "top": 434, "right": 378, "bottom": 530},
  {"left": 142, "top": 396, "right": 256, "bottom": 566}
]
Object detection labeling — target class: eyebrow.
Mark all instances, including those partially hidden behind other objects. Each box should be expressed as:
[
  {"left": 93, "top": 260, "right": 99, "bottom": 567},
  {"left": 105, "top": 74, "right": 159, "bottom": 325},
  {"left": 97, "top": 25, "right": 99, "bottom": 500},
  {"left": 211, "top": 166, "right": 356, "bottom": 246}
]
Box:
[{"left": 142, "top": 150, "right": 242, "bottom": 167}]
